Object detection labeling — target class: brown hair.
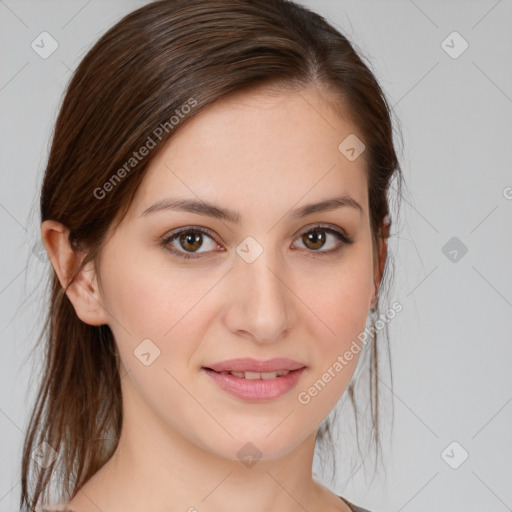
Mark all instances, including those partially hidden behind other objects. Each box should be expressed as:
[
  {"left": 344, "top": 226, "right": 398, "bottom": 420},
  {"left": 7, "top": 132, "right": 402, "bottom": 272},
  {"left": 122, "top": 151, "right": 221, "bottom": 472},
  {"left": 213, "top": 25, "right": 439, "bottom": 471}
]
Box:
[{"left": 20, "top": 0, "right": 405, "bottom": 509}]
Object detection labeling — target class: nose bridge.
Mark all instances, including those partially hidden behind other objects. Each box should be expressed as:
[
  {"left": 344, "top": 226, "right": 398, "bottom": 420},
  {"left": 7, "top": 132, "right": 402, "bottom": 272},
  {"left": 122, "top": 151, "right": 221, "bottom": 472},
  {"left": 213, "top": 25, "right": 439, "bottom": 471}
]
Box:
[{"left": 228, "top": 235, "right": 293, "bottom": 341}]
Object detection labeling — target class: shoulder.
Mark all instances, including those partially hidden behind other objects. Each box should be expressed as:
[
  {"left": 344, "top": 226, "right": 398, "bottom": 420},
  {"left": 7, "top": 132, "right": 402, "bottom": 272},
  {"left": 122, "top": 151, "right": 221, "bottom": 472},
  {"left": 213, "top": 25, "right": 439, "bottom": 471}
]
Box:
[{"left": 339, "top": 495, "right": 374, "bottom": 512}]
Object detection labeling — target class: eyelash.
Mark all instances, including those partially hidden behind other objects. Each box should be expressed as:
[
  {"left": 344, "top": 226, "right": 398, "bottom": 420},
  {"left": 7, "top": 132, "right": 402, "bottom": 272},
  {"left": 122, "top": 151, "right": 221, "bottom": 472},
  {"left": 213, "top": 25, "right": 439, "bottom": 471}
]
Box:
[{"left": 160, "top": 224, "right": 354, "bottom": 261}]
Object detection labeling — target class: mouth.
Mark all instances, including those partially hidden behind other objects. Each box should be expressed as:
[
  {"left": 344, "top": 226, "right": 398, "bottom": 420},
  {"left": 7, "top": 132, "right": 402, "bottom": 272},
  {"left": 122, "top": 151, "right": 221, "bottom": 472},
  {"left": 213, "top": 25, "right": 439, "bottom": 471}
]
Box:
[
  {"left": 202, "top": 367, "right": 302, "bottom": 379},
  {"left": 201, "top": 366, "right": 307, "bottom": 402}
]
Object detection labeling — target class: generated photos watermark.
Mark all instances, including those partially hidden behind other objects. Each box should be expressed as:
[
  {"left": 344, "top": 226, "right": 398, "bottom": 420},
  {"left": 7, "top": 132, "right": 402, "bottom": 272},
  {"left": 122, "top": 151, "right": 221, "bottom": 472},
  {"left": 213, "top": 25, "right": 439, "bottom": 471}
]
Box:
[
  {"left": 297, "top": 300, "right": 403, "bottom": 405},
  {"left": 93, "top": 97, "right": 198, "bottom": 200}
]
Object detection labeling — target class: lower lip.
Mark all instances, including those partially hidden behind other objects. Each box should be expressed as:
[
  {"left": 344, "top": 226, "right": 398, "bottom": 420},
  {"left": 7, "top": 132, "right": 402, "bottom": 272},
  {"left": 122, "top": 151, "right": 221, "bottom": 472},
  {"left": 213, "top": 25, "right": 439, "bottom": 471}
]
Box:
[{"left": 202, "top": 367, "right": 306, "bottom": 402}]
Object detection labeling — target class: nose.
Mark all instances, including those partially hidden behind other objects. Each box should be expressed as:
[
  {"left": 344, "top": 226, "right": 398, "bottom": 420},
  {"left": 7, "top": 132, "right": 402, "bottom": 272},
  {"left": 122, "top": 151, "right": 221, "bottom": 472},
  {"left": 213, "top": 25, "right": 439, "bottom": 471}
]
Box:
[{"left": 222, "top": 244, "right": 296, "bottom": 344}]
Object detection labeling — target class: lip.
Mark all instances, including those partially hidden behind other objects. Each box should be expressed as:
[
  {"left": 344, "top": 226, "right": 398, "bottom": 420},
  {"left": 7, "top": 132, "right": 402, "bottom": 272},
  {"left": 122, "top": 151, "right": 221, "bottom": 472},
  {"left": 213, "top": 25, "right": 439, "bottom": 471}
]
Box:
[
  {"left": 203, "top": 357, "right": 306, "bottom": 373},
  {"left": 202, "top": 366, "right": 307, "bottom": 402}
]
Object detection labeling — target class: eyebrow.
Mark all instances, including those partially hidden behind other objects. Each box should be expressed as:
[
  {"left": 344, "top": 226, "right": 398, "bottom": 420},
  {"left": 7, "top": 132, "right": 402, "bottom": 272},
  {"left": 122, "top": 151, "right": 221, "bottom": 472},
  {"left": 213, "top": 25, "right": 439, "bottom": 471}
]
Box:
[{"left": 140, "top": 194, "right": 363, "bottom": 222}]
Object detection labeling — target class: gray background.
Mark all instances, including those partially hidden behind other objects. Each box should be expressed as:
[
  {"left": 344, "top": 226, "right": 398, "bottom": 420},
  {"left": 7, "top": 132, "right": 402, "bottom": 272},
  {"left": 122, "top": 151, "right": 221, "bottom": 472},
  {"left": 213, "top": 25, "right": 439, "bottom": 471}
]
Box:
[{"left": 1, "top": 1, "right": 511, "bottom": 511}]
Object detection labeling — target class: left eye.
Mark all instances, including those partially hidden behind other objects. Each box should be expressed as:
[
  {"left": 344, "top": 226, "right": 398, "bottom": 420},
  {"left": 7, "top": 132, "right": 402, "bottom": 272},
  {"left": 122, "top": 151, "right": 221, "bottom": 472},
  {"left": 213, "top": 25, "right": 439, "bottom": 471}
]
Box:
[
  {"left": 294, "top": 226, "right": 353, "bottom": 252},
  {"left": 161, "top": 224, "right": 354, "bottom": 260}
]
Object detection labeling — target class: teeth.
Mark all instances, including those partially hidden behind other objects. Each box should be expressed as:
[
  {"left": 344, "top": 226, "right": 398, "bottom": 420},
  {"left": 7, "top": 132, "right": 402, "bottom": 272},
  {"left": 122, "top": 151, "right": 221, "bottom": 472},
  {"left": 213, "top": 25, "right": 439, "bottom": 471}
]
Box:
[
  {"left": 219, "top": 370, "right": 291, "bottom": 379},
  {"left": 230, "top": 371, "right": 246, "bottom": 378}
]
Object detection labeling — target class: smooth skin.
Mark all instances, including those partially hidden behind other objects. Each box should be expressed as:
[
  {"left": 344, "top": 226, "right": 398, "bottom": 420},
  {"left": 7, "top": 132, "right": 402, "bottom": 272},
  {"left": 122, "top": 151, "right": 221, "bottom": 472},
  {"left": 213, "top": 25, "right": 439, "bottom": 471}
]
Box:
[{"left": 42, "top": 84, "right": 387, "bottom": 512}]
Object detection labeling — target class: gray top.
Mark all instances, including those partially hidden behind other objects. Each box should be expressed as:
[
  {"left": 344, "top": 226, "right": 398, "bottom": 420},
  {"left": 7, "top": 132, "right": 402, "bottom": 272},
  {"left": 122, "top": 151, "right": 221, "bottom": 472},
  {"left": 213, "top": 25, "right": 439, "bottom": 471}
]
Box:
[{"left": 340, "top": 495, "right": 373, "bottom": 512}]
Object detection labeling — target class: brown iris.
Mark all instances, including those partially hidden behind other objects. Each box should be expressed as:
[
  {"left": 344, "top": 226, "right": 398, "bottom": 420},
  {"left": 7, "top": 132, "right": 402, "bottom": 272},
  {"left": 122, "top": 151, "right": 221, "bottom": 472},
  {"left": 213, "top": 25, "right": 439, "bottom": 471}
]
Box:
[
  {"left": 179, "top": 231, "right": 203, "bottom": 252},
  {"left": 302, "top": 229, "right": 326, "bottom": 250}
]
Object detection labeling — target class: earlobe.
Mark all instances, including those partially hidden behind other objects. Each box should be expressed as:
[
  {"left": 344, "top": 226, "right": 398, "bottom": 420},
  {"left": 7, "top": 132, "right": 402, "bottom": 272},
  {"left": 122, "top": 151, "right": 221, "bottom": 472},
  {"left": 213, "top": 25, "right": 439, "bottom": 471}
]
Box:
[{"left": 40, "top": 220, "right": 109, "bottom": 327}]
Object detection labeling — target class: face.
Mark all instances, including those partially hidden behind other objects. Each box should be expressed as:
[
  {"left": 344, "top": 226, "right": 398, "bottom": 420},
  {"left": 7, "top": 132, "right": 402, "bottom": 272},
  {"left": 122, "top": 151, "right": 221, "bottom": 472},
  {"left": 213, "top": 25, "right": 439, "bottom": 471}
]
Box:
[{"left": 93, "top": 85, "right": 377, "bottom": 461}]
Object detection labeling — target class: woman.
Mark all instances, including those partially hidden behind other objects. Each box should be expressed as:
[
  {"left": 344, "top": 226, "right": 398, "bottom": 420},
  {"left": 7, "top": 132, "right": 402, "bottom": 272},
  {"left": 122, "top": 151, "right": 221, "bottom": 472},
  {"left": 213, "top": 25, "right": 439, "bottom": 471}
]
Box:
[{"left": 21, "top": 0, "right": 404, "bottom": 511}]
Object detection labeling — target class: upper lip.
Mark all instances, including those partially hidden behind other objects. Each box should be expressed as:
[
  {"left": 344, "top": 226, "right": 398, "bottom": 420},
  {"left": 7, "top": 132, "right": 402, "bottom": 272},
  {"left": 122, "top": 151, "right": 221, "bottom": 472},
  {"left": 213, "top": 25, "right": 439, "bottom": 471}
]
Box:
[{"left": 203, "top": 358, "right": 306, "bottom": 373}]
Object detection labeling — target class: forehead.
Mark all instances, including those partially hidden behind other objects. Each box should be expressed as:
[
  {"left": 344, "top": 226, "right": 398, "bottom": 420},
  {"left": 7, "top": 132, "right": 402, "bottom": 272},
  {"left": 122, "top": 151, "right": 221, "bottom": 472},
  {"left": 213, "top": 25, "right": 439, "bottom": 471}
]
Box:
[{"left": 128, "top": 85, "right": 368, "bottom": 222}]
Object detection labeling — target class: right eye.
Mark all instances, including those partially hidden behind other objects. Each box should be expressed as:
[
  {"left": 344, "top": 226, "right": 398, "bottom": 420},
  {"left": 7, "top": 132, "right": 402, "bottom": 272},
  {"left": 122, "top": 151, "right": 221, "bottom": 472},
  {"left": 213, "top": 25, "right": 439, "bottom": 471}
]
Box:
[{"left": 160, "top": 227, "right": 222, "bottom": 260}]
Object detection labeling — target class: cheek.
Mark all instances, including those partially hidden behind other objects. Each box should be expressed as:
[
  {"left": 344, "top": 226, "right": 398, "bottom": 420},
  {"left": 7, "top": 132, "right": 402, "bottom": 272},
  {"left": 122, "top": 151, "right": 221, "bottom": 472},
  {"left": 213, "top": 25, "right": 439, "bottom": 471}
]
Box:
[
  {"left": 311, "top": 275, "right": 370, "bottom": 330},
  {"left": 301, "top": 253, "right": 374, "bottom": 341},
  {"left": 296, "top": 253, "right": 373, "bottom": 402},
  {"left": 99, "top": 254, "right": 228, "bottom": 398},
  {"left": 100, "top": 250, "right": 220, "bottom": 341},
  {"left": 294, "top": 291, "right": 370, "bottom": 424}
]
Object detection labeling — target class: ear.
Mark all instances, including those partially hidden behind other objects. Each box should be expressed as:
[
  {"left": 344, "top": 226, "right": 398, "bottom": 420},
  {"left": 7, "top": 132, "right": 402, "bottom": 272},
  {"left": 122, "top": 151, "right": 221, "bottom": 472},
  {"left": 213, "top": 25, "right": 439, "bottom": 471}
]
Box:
[
  {"left": 370, "top": 218, "right": 390, "bottom": 310},
  {"left": 40, "top": 220, "right": 109, "bottom": 326}
]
